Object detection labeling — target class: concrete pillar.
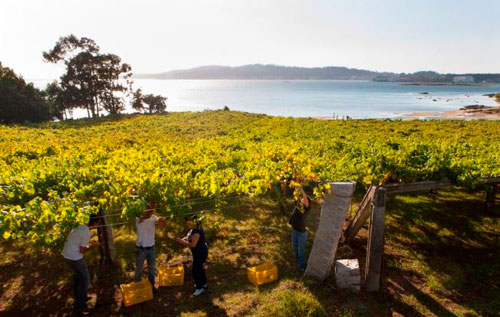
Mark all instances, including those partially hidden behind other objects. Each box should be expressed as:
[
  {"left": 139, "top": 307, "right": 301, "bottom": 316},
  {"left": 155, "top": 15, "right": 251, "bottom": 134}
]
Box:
[
  {"left": 335, "top": 259, "right": 361, "bottom": 292},
  {"left": 305, "top": 182, "right": 356, "bottom": 281}
]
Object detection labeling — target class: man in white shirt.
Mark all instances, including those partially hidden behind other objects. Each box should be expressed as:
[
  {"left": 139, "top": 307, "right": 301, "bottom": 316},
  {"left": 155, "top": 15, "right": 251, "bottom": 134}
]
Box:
[
  {"left": 62, "top": 215, "right": 100, "bottom": 313},
  {"left": 134, "top": 208, "right": 166, "bottom": 292}
]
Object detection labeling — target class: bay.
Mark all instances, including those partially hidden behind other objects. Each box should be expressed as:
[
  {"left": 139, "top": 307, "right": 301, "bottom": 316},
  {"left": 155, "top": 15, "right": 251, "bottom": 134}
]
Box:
[{"left": 32, "top": 79, "right": 500, "bottom": 119}]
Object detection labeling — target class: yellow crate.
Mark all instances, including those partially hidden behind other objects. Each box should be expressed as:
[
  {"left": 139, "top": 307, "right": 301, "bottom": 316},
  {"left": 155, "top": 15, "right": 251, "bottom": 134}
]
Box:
[
  {"left": 120, "top": 278, "right": 153, "bottom": 307},
  {"left": 247, "top": 262, "right": 278, "bottom": 286},
  {"left": 159, "top": 265, "right": 184, "bottom": 287}
]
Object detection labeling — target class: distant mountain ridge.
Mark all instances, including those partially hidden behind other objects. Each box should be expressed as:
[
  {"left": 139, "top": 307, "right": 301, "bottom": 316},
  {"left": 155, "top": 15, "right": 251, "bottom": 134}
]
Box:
[
  {"left": 134, "top": 64, "right": 500, "bottom": 83},
  {"left": 134, "top": 64, "right": 382, "bottom": 80}
]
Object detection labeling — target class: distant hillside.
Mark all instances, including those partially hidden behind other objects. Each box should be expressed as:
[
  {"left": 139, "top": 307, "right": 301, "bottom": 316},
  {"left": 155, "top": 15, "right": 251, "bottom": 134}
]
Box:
[
  {"left": 134, "top": 64, "right": 500, "bottom": 83},
  {"left": 134, "top": 64, "right": 383, "bottom": 80}
]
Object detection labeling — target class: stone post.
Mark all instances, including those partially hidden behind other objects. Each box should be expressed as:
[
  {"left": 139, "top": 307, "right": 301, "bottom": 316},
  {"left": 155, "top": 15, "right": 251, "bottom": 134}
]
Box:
[{"left": 305, "top": 182, "right": 356, "bottom": 281}]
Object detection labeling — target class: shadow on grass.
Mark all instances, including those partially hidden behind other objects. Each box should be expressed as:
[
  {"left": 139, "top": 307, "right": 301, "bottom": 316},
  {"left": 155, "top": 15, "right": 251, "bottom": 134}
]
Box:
[
  {"left": 0, "top": 242, "right": 129, "bottom": 316},
  {"left": 1, "top": 189, "right": 498, "bottom": 316},
  {"left": 382, "top": 188, "right": 500, "bottom": 316}
]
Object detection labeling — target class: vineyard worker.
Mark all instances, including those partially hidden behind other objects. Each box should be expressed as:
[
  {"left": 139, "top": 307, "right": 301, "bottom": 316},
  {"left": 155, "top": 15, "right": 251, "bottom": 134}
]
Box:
[
  {"left": 176, "top": 215, "right": 209, "bottom": 296},
  {"left": 61, "top": 215, "right": 101, "bottom": 313},
  {"left": 289, "top": 189, "right": 311, "bottom": 272},
  {"left": 134, "top": 208, "right": 166, "bottom": 293}
]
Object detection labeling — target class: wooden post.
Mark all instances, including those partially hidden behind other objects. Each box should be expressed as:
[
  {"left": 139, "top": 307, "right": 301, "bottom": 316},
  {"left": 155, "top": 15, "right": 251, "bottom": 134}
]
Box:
[
  {"left": 278, "top": 182, "right": 288, "bottom": 214},
  {"left": 485, "top": 183, "right": 498, "bottom": 214},
  {"left": 97, "top": 209, "right": 116, "bottom": 266},
  {"left": 365, "top": 187, "right": 386, "bottom": 292},
  {"left": 344, "top": 185, "right": 375, "bottom": 242}
]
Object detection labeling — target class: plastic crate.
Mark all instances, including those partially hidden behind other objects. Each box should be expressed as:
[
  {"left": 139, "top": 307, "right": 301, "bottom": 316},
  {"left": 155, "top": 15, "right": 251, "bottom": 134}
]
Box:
[
  {"left": 247, "top": 262, "right": 278, "bottom": 286},
  {"left": 159, "top": 265, "right": 184, "bottom": 287},
  {"left": 120, "top": 278, "right": 153, "bottom": 307}
]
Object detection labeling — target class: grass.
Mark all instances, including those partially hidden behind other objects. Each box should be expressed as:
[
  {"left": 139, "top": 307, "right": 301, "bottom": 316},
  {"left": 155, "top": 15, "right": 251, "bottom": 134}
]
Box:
[{"left": 0, "top": 188, "right": 499, "bottom": 316}]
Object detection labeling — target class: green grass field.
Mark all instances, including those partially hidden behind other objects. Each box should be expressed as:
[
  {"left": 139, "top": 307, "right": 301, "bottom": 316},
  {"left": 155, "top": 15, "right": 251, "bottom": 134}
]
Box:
[{"left": 1, "top": 187, "right": 498, "bottom": 316}]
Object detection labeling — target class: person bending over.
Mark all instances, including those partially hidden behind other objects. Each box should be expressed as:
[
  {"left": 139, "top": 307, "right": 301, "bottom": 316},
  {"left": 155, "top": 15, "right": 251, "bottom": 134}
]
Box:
[
  {"left": 62, "top": 215, "right": 100, "bottom": 313},
  {"left": 176, "top": 216, "right": 208, "bottom": 296}
]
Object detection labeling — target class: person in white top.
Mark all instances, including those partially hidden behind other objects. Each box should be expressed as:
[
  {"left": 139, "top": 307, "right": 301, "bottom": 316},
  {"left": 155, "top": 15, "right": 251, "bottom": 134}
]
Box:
[
  {"left": 62, "top": 215, "right": 100, "bottom": 313},
  {"left": 134, "top": 207, "right": 166, "bottom": 292}
]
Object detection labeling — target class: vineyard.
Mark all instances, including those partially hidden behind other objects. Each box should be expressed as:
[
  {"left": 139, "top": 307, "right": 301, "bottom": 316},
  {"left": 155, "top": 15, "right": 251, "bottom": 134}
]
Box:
[{"left": 1, "top": 111, "right": 500, "bottom": 246}]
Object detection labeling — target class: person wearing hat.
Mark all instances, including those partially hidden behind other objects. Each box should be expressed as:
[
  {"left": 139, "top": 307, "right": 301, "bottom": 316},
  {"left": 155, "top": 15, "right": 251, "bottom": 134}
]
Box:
[
  {"left": 176, "top": 215, "right": 208, "bottom": 296},
  {"left": 61, "top": 215, "right": 101, "bottom": 313}
]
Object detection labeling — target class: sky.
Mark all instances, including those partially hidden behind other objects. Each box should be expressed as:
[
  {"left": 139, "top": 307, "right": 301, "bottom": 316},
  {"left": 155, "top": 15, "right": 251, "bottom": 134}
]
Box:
[{"left": 1, "top": 0, "right": 500, "bottom": 80}]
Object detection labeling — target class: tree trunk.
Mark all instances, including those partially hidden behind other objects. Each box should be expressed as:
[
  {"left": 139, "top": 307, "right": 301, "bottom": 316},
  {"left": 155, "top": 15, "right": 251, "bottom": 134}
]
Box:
[
  {"left": 90, "top": 102, "right": 97, "bottom": 118},
  {"left": 95, "top": 96, "right": 100, "bottom": 117}
]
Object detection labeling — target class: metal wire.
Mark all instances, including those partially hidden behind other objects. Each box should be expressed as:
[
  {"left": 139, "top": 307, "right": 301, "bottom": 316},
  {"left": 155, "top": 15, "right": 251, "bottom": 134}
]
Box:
[
  {"left": 1, "top": 192, "right": 303, "bottom": 225},
  {"left": 93, "top": 221, "right": 130, "bottom": 228},
  {"left": 85, "top": 193, "right": 248, "bottom": 216},
  {"left": 90, "top": 203, "right": 253, "bottom": 228},
  {"left": 0, "top": 194, "right": 244, "bottom": 218}
]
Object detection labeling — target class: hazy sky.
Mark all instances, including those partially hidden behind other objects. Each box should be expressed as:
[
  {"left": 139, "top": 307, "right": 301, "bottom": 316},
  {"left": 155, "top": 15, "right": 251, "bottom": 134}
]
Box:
[{"left": 1, "top": 0, "right": 499, "bottom": 80}]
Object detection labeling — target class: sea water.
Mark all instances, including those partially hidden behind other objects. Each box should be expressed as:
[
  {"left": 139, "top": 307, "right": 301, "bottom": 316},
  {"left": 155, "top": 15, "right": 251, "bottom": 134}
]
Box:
[{"left": 32, "top": 79, "right": 500, "bottom": 119}]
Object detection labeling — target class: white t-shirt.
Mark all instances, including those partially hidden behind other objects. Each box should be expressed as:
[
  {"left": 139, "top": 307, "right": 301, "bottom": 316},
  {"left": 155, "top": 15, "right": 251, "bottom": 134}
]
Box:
[
  {"left": 136, "top": 215, "right": 159, "bottom": 247},
  {"left": 61, "top": 225, "right": 91, "bottom": 261}
]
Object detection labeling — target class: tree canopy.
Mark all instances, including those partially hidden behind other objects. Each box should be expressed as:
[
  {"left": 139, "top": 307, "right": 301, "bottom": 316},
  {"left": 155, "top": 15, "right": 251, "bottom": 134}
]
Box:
[
  {"left": 132, "top": 89, "right": 167, "bottom": 114},
  {"left": 0, "top": 62, "right": 58, "bottom": 124},
  {"left": 43, "top": 35, "right": 132, "bottom": 118}
]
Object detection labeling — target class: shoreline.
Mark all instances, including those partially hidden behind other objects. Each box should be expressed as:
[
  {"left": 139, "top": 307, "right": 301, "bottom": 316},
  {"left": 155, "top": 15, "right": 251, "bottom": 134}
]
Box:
[
  {"left": 401, "top": 106, "right": 500, "bottom": 120},
  {"left": 401, "top": 82, "right": 491, "bottom": 87}
]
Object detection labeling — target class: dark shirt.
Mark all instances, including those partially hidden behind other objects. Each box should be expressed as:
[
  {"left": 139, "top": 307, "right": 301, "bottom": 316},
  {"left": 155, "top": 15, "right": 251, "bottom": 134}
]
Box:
[
  {"left": 187, "top": 228, "right": 206, "bottom": 256},
  {"left": 289, "top": 203, "right": 310, "bottom": 232}
]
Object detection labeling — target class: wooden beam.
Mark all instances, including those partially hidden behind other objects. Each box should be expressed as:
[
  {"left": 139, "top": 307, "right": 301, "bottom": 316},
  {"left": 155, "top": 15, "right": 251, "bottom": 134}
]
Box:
[
  {"left": 484, "top": 177, "right": 500, "bottom": 184},
  {"left": 383, "top": 177, "right": 500, "bottom": 195},
  {"left": 97, "top": 209, "right": 116, "bottom": 266},
  {"left": 365, "top": 187, "right": 386, "bottom": 292},
  {"left": 485, "top": 183, "right": 498, "bottom": 214},
  {"left": 384, "top": 181, "right": 452, "bottom": 194},
  {"left": 344, "top": 185, "right": 375, "bottom": 242}
]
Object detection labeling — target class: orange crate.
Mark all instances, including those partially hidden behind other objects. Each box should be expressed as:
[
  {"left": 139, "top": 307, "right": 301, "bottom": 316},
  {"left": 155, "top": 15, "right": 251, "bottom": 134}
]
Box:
[
  {"left": 159, "top": 265, "right": 184, "bottom": 287},
  {"left": 247, "top": 262, "right": 278, "bottom": 286},
  {"left": 120, "top": 278, "right": 153, "bottom": 307}
]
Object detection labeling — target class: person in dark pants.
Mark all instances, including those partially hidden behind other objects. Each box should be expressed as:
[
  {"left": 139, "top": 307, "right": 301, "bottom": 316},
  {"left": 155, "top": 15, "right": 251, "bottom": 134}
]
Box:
[
  {"left": 176, "top": 216, "right": 208, "bottom": 296},
  {"left": 61, "top": 215, "right": 101, "bottom": 313},
  {"left": 289, "top": 189, "right": 311, "bottom": 272}
]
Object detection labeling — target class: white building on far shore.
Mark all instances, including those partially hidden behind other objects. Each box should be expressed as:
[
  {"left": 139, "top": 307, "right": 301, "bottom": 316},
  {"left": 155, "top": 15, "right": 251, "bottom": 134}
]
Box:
[{"left": 453, "top": 76, "right": 474, "bottom": 84}]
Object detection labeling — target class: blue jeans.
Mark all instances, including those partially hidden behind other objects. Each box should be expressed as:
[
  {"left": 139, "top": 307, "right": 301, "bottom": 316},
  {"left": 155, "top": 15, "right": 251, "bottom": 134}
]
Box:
[
  {"left": 291, "top": 229, "right": 307, "bottom": 271},
  {"left": 65, "top": 258, "right": 90, "bottom": 310},
  {"left": 134, "top": 246, "right": 155, "bottom": 286}
]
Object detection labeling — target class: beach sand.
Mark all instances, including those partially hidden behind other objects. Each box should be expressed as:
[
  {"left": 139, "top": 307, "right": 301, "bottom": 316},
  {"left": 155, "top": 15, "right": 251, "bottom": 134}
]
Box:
[{"left": 404, "top": 106, "right": 500, "bottom": 120}]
